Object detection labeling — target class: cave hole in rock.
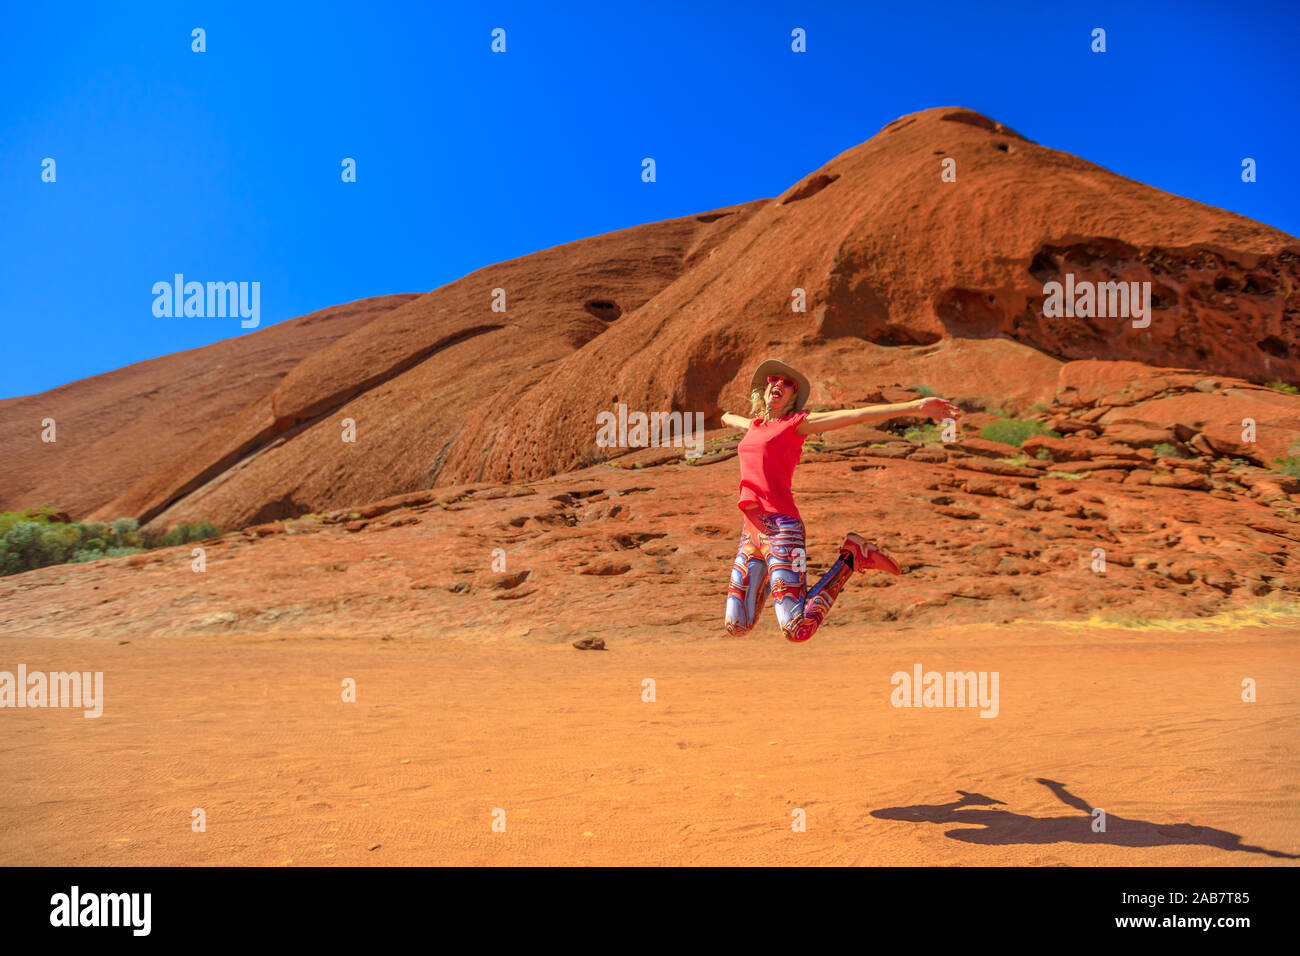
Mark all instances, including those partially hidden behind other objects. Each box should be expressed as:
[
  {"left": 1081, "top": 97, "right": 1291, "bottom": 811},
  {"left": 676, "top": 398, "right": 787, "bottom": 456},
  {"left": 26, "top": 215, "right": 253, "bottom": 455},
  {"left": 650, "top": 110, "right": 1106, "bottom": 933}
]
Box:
[
  {"left": 782, "top": 173, "right": 840, "bottom": 204},
  {"left": 584, "top": 300, "right": 622, "bottom": 322},
  {"left": 1243, "top": 274, "right": 1276, "bottom": 295},
  {"left": 1257, "top": 336, "right": 1290, "bottom": 359}
]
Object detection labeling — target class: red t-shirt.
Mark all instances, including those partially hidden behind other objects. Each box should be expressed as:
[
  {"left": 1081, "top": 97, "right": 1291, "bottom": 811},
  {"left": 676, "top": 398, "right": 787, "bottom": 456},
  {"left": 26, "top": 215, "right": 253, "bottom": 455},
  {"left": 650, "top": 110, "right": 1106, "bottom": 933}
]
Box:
[{"left": 736, "top": 410, "right": 810, "bottom": 520}]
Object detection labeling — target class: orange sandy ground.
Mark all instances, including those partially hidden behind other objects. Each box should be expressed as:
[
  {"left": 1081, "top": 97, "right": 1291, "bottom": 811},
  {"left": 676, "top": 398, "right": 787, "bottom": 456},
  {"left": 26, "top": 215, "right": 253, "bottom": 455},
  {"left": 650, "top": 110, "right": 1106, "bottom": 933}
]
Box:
[{"left": 2, "top": 623, "right": 1297, "bottom": 866}]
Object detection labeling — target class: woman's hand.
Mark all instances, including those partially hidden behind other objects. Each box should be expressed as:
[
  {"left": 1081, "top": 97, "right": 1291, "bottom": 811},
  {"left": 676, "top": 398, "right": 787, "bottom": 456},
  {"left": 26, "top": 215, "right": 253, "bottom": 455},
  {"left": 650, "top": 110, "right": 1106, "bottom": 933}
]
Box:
[{"left": 914, "top": 397, "right": 962, "bottom": 422}]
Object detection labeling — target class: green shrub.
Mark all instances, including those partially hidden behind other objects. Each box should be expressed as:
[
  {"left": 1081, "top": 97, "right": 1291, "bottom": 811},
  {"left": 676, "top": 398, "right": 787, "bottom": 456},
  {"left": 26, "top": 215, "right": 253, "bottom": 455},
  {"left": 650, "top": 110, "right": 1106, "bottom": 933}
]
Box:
[
  {"left": 0, "top": 512, "right": 164, "bottom": 575},
  {"left": 0, "top": 510, "right": 176, "bottom": 576},
  {"left": 979, "top": 418, "right": 1061, "bottom": 447},
  {"left": 0, "top": 511, "right": 222, "bottom": 574},
  {"left": 111, "top": 517, "right": 142, "bottom": 548},
  {"left": 79, "top": 521, "right": 109, "bottom": 545},
  {"left": 1267, "top": 380, "right": 1299, "bottom": 395},
  {"left": 1035, "top": 448, "right": 1052, "bottom": 461},
  {"left": 68, "top": 546, "right": 144, "bottom": 564},
  {"left": 912, "top": 383, "right": 937, "bottom": 398},
  {"left": 0, "top": 508, "right": 58, "bottom": 537},
  {"left": 904, "top": 423, "right": 940, "bottom": 444},
  {"left": 3, "top": 521, "right": 48, "bottom": 572},
  {"left": 1152, "top": 442, "right": 1182, "bottom": 458},
  {"left": 1275, "top": 457, "right": 1300, "bottom": 478},
  {"left": 36, "top": 524, "right": 82, "bottom": 566},
  {"left": 190, "top": 520, "right": 220, "bottom": 541},
  {"left": 161, "top": 521, "right": 222, "bottom": 547},
  {"left": 1, "top": 521, "right": 86, "bottom": 573}
]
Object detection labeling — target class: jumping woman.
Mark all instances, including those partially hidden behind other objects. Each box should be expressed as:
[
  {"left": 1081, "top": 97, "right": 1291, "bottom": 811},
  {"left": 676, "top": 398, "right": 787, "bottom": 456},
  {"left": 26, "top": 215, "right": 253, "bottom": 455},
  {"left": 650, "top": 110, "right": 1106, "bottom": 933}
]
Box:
[{"left": 720, "top": 359, "right": 961, "bottom": 642}]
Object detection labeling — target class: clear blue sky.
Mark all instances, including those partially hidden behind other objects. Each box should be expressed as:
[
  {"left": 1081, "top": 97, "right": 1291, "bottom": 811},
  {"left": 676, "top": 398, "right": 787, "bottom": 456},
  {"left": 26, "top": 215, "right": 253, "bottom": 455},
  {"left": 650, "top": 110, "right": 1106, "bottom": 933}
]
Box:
[{"left": 2, "top": 0, "right": 1297, "bottom": 399}]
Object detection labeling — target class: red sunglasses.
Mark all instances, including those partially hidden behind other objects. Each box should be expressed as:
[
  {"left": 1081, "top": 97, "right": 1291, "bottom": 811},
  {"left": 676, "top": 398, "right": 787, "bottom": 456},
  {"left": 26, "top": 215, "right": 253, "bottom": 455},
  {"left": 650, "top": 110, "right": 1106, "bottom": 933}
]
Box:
[{"left": 766, "top": 375, "right": 796, "bottom": 389}]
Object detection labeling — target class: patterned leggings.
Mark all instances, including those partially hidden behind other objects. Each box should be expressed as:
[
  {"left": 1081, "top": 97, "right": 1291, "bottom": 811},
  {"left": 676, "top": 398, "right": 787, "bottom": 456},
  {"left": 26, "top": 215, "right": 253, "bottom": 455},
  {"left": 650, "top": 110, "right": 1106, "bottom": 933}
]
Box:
[{"left": 724, "top": 513, "right": 855, "bottom": 642}]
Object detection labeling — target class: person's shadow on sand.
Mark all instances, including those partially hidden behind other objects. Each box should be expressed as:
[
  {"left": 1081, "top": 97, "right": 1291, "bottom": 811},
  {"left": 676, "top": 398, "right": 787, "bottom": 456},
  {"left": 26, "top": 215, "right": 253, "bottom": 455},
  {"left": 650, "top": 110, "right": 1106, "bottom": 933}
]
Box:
[{"left": 871, "top": 778, "right": 1299, "bottom": 859}]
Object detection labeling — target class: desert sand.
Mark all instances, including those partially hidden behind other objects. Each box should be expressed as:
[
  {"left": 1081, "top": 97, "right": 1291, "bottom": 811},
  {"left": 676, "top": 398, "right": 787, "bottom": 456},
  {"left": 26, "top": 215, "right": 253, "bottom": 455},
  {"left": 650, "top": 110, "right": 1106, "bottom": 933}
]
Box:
[{"left": 2, "top": 619, "right": 1296, "bottom": 866}]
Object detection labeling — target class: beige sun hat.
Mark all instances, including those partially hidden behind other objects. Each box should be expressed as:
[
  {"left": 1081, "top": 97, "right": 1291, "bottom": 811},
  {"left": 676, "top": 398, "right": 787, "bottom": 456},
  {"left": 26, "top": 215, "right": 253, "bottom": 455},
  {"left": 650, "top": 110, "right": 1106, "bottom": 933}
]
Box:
[{"left": 750, "top": 359, "right": 811, "bottom": 412}]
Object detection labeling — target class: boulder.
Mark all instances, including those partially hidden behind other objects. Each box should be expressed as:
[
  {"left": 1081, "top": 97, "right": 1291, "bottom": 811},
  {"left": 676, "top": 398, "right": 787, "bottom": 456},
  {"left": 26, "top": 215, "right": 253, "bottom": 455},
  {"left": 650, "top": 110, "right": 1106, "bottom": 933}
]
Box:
[
  {"left": 1096, "top": 422, "right": 1175, "bottom": 447},
  {"left": 1022, "top": 435, "right": 1143, "bottom": 462},
  {"left": 1149, "top": 472, "right": 1210, "bottom": 491},
  {"left": 946, "top": 436, "right": 1022, "bottom": 459}
]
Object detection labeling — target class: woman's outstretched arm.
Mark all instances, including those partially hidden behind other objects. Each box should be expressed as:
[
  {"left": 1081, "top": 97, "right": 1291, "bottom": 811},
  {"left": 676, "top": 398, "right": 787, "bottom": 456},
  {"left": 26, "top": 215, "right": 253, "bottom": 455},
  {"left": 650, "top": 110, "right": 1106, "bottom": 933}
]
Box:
[
  {"left": 797, "top": 397, "right": 961, "bottom": 435},
  {"left": 722, "top": 412, "right": 753, "bottom": 430}
]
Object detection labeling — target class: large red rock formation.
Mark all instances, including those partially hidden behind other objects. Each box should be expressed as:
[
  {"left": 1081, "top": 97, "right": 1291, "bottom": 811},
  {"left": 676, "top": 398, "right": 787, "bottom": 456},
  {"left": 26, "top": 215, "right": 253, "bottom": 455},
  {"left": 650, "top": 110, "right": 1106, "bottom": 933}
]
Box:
[
  {"left": 5, "top": 377, "right": 1298, "bottom": 641},
  {"left": 0, "top": 294, "right": 417, "bottom": 518},
  {"left": 3, "top": 106, "right": 1297, "bottom": 535}
]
